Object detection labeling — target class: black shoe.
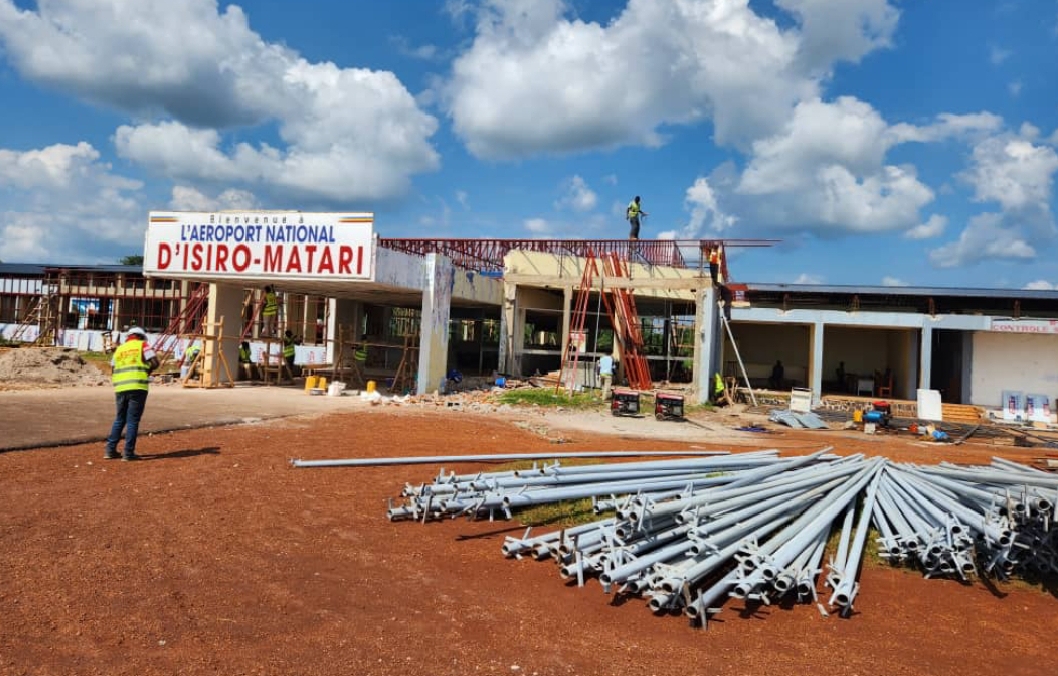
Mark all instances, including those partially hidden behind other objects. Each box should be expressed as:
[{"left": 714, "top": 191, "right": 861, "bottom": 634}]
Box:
[
  {"left": 122, "top": 454, "right": 143, "bottom": 462},
  {"left": 103, "top": 452, "right": 120, "bottom": 460}
]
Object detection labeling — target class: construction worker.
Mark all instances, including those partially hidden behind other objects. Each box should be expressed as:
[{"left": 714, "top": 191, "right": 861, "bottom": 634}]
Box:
[
  {"left": 183, "top": 341, "right": 201, "bottom": 379},
  {"left": 104, "top": 326, "right": 159, "bottom": 461},
  {"left": 712, "top": 372, "right": 727, "bottom": 406},
  {"left": 283, "top": 330, "right": 300, "bottom": 377},
  {"left": 238, "top": 341, "right": 257, "bottom": 381},
  {"left": 626, "top": 196, "right": 647, "bottom": 240},
  {"left": 708, "top": 246, "right": 722, "bottom": 285},
  {"left": 597, "top": 352, "right": 615, "bottom": 401},
  {"left": 262, "top": 285, "right": 279, "bottom": 336},
  {"left": 354, "top": 340, "right": 368, "bottom": 366}
]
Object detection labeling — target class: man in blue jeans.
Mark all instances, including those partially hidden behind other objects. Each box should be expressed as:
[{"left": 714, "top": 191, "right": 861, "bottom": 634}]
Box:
[{"left": 104, "top": 326, "right": 160, "bottom": 461}]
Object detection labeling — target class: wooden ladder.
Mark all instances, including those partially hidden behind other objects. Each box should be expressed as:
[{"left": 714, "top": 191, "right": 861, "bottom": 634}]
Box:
[
  {"left": 390, "top": 333, "right": 419, "bottom": 394},
  {"left": 600, "top": 252, "right": 652, "bottom": 391}
]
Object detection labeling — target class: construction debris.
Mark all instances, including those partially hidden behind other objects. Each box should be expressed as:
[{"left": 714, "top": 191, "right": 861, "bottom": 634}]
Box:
[{"left": 0, "top": 347, "right": 108, "bottom": 390}]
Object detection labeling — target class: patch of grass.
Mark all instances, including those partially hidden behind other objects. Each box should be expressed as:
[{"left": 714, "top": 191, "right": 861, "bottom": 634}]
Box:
[
  {"left": 496, "top": 388, "right": 600, "bottom": 409},
  {"left": 516, "top": 498, "right": 598, "bottom": 527}
]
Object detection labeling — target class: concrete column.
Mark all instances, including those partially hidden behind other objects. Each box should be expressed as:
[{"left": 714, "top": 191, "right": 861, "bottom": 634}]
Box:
[
  {"left": 417, "top": 253, "right": 454, "bottom": 395},
  {"left": 692, "top": 285, "right": 718, "bottom": 404},
  {"left": 498, "top": 281, "right": 516, "bottom": 374},
  {"left": 918, "top": 323, "right": 932, "bottom": 392},
  {"left": 809, "top": 321, "right": 824, "bottom": 403},
  {"left": 560, "top": 285, "right": 572, "bottom": 359},
  {"left": 205, "top": 282, "right": 242, "bottom": 386}
]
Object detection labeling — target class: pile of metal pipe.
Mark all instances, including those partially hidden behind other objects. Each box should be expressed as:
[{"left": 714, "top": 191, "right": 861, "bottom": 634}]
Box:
[{"left": 378, "top": 451, "right": 1058, "bottom": 623}]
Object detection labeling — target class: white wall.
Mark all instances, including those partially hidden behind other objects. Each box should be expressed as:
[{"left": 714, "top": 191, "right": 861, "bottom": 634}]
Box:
[{"left": 971, "top": 332, "right": 1058, "bottom": 407}]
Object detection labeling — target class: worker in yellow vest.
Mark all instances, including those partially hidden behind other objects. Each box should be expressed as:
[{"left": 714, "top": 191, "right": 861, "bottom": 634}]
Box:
[
  {"left": 262, "top": 285, "right": 279, "bottom": 336},
  {"left": 626, "top": 196, "right": 648, "bottom": 240},
  {"left": 712, "top": 372, "right": 727, "bottom": 406},
  {"left": 283, "top": 330, "right": 300, "bottom": 376},
  {"left": 104, "top": 327, "right": 160, "bottom": 461},
  {"left": 708, "top": 247, "right": 722, "bottom": 285},
  {"left": 238, "top": 341, "right": 257, "bottom": 381}
]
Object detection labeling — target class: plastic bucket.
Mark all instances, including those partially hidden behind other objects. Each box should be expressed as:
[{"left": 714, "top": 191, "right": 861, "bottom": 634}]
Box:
[
  {"left": 366, "top": 380, "right": 377, "bottom": 393},
  {"left": 317, "top": 377, "right": 327, "bottom": 390},
  {"left": 305, "top": 375, "right": 319, "bottom": 391},
  {"left": 853, "top": 409, "right": 864, "bottom": 423}
]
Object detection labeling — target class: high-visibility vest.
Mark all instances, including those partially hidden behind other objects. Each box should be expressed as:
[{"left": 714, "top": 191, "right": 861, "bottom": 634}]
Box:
[
  {"left": 263, "top": 291, "right": 278, "bottom": 317},
  {"left": 112, "top": 340, "right": 149, "bottom": 393},
  {"left": 283, "top": 337, "right": 296, "bottom": 359},
  {"left": 354, "top": 345, "right": 367, "bottom": 362},
  {"left": 709, "top": 249, "right": 720, "bottom": 265},
  {"left": 713, "top": 373, "right": 724, "bottom": 395},
  {"left": 238, "top": 346, "right": 252, "bottom": 363},
  {"left": 627, "top": 201, "right": 640, "bottom": 219}
]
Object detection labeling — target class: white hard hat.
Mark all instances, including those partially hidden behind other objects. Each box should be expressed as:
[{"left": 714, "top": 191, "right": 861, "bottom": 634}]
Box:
[{"left": 127, "top": 326, "right": 147, "bottom": 338}]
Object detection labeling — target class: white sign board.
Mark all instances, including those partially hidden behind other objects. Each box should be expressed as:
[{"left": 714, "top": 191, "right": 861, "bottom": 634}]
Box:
[
  {"left": 990, "top": 319, "right": 1058, "bottom": 334},
  {"left": 143, "top": 212, "right": 374, "bottom": 280}
]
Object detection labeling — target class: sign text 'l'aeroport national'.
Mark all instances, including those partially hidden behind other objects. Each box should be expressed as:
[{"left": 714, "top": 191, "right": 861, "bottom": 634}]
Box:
[{"left": 143, "top": 212, "right": 374, "bottom": 280}]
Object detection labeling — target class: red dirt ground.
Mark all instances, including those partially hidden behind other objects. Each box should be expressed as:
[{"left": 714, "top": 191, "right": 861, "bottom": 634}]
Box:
[{"left": 2, "top": 409, "right": 1056, "bottom": 676}]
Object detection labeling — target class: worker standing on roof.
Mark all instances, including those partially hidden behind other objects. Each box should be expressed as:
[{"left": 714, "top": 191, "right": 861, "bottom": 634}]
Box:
[
  {"left": 626, "top": 196, "right": 647, "bottom": 240},
  {"left": 104, "top": 326, "right": 159, "bottom": 461},
  {"left": 262, "top": 285, "right": 278, "bottom": 337},
  {"left": 708, "top": 246, "right": 722, "bottom": 285}
]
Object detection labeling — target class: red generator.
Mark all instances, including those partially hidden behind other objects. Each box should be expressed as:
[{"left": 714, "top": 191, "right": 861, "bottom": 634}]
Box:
[
  {"left": 655, "top": 393, "right": 686, "bottom": 421},
  {"left": 611, "top": 389, "right": 641, "bottom": 417}
]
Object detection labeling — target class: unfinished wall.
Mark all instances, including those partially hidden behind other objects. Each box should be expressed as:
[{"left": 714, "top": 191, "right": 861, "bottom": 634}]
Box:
[
  {"left": 723, "top": 322, "right": 811, "bottom": 387},
  {"left": 971, "top": 331, "right": 1058, "bottom": 407}
]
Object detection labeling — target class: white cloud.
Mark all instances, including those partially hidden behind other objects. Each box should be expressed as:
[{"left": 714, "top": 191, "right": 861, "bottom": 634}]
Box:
[
  {"left": 775, "top": 0, "right": 899, "bottom": 70},
  {"left": 554, "top": 175, "right": 597, "bottom": 212},
  {"left": 881, "top": 276, "right": 909, "bottom": 286},
  {"left": 929, "top": 212, "right": 1036, "bottom": 268},
  {"left": 0, "top": 142, "right": 144, "bottom": 263},
  {"left": 169, "top": 186, "right": 258, "bottom": 211},
  {"left": 962, "top": 135, "right": 1058, "bottom": 212},
  {"left": 441, "top": 0, "right": 837, "bottom": 159},
  {"left": 722, "top": 97, "right": 936, "bottom": 234},
  {"left": 1024, "top": 280, "right": 1057, "bottom": 290},
  {"left": 455, "top": 190, "right": 469, "bottom": 209},
  {"left": 1009, "top": 80, "right": 1023, "bottom": 97},
  {"left": 794, "top": 273, "right": 824, "bottom": 284},
  {"left": 989, "top": 45, "right": 1011, "bottom": 65},
  {"left": 0, "top": 0, "right": 440, "bottom": 202},
  {"left": 904, "top": 214, "right": 947, "bottom": 240},
  {"left": 524, "top": 217, "right": 552, "bottom": 234}
]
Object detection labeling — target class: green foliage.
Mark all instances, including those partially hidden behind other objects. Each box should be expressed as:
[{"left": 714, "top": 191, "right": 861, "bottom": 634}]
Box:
[
  {"left": 496, "top": 388, "right": 599, "bottom": 409},
  {"left": 119, "top": 254, "right": 144, "bottom": 266},
  {"left": 517, "top": 498, "right": 598, "bottom": 527}
]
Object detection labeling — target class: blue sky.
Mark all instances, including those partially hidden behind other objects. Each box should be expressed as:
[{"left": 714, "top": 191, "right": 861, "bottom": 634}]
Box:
[{"left": 1, "top": 0, "right": 1057, "bottom": 289}]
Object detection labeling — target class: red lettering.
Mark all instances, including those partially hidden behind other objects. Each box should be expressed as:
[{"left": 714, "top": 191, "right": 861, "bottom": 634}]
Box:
[
  {"left": 304, "top": 245, "right": 316, "bottom": 272},
  {"left": 264, "top": 245, "right": 283, "bottom": 272},
  {"left": 157, "top": 243, "right": 171, "bottom": 270},
  {"left": 215, "top": 244, "right": 229, "bottom": 272},
  {"left": 285, "top": 246, "right": 302, "bottom": 273},
  {"left": 338, "top": 246, "right": 353, "bottom": 275},
  {"left": 191, "top": 243, "right": 203, "bottom": 271},
  {"left": 231, "top": 245, "right": 251, "bottom": 272},
  {"left": 181, "top": 242, "right": 189, "bottom": 270},
  {"left": 357, "top": 246, "right": 363, "bottom": 275},
  {"left": 205, "top": 243, "right": 214, "bottom": 271},
  {"left": 318, "top": 246, "right": 334, "bottom": 274}
]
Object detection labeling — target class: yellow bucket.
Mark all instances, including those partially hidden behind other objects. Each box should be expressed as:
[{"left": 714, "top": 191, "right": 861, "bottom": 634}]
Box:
[
  {"left": 366, "top": 380, "right": 377, "bottom": 393},
  {"left": 853, "top": 409, "right": 863, "bottom": 423},
  {"left": 317, "top": 377, "right": 327, "bottom": 390},
  {"left": 305, "top": 376, "right": 319, "bottom": 391}
]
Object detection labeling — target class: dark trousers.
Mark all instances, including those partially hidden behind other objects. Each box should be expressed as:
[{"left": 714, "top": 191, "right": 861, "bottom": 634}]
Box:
[
  {"left": 709, "top": 263, "right": 719, "bottom": 284},
  {"left": 628, "top": 217, "right": 640, "bottom": 239},
  {"left": 105, "top": 390, "right": 148, "bottom": 457}
]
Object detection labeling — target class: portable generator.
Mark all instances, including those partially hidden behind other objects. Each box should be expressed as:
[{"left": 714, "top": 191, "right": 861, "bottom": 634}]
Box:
[
  {"left": 654, "top": 392, "right": 685, "bottom": 421},
  {"left": 863, "top": 401, "right": 892, "bottom": 427},
  {"left": 611, "top": 389, "right": 641, "bottom": 417}
]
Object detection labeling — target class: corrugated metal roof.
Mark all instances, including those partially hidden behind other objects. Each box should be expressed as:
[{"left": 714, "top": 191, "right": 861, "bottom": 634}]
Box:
[
  {"left": 0, "top": 263, "right": 47, "bottom": 276},
  {"left": 744, "top": 282, "right": 1058, "bottom": 301}
]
